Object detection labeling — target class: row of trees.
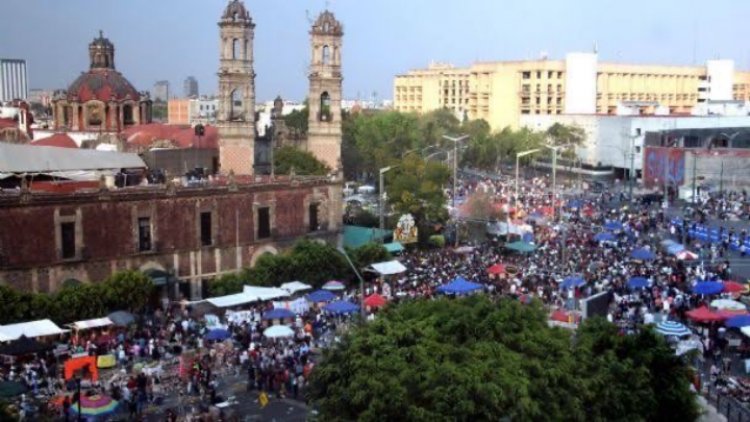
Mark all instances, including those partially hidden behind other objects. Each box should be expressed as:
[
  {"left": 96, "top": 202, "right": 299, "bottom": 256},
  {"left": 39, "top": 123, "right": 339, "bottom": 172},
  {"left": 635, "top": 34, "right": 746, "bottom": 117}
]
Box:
[
  {"left": 307, "top": 296, "right": 700, "bottom": 421},
  {"left": 0, "top": 271, "right": 154, "bottom": 326},
  {"left": 207, "top": 239, "right": 390, "bottom": 297}
]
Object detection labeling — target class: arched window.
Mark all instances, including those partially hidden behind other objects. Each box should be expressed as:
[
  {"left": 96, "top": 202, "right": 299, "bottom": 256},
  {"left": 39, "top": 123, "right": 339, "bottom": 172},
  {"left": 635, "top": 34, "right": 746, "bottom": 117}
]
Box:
[
  {"left": 233, "top": 12, "right": 238, "bottom": 21},
  {"left": 322, "top": 45, "right": 331, "bottom": 65},
  {"left": 232, "top": 39, "right": 240, "bottom": 60},
  {"left": 123, "top": 104, "right": 134, "bottom": 125},
  {"left": 319, "top": 92, "right": 331, "bottom": 122},
  {"left": 230, "top": 89, "right": 243, "bottom": 121},
  {"left": 244, "top": 40, "right": 249, "bottom": 60}
]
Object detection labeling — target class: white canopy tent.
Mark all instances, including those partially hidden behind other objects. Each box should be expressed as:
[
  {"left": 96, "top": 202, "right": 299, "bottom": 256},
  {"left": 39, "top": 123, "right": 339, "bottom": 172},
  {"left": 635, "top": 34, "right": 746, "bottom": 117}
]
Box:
[
  {"left": 0, "top": 319, "right": 68, "bottom": 341},
  {"left": 206, "top": 293, "right": 257, "bottom": 308},
  {"left": 370, "top": 260, "right": 408, "bottom": 276},
  {"left": 243, "top": 286, "right": 289, "bottom": 301},
  {"left": 69, "top": 317, "right": 114, "bottom": 331},
  {"left": 280, "top": 281, "right": 313, "bottom": 295}
]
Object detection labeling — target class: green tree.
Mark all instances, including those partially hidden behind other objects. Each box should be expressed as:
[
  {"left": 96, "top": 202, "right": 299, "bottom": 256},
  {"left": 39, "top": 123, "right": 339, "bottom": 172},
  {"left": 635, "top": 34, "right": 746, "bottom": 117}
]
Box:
[
  {"left": 207, "top": 273, "right": 245, "bottom": 297},
  {"left": 274, "top": 146, "right": 330, "bottom": 175},
  {"left": 345, "top": 111, "right": 422, "bottom": 175},
  {"left": 546, "top": 123, "right": 585, "bottom": 160},
  {"left": 349, "top": 243, "right": 390, "bottom": 269},
  {"left": 284, "top": 105, "right": 309, "bottom": 137},
  {"left": 102, "top": 271, "right": 154, "bottom": 313},
  {"left": 307, "top": 297, "right": 699, "bottom": 422},
  {"left": 387, "top": 154, "right": 451, "bottom": 229},
  {"left": 0, "top": 285, "right": 32, "bottom": 325}
]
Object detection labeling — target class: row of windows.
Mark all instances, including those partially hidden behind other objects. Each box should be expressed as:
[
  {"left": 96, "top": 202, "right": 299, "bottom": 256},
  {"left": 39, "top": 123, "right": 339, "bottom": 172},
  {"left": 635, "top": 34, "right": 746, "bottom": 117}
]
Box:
[
  {"left": 521, "top": 83, "right": 563, "bottom": 94},
  {"left": 521, "top": 96, "right": 563, "bottom": 105},
  {"left": 58, "top": 205, "right": 320, "bottom": 260},
  {"left": 599, "top": 93, "right": 698, "bottom": 101},
  {"left": 520, "top": 109, "right": 563, "bottom": 115},
  {"left": 600, "top": 72, "right": 699, "bottom": 80},
  {"left": 522, "top": 71, "right": 564, "bottom": 80}
]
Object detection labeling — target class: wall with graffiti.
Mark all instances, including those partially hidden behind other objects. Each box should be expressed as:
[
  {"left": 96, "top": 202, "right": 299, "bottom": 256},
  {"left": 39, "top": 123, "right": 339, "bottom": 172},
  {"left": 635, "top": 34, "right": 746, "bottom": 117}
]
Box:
[{"left": 643, "top": 147, "right": 685, "bottom": 188}]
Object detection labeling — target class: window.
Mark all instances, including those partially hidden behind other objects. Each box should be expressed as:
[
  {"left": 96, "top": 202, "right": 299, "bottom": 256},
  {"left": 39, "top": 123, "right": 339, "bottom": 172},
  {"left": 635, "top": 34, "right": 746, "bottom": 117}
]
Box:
[
  {"left": 322, "top": 45, "right": 331, "bottom": 65},
  {"left": 548, "top": 71, "right": 553, "bottom": 79},
  {"left": 60, "top": 222, "right": 76, "bottom": 260},
  {"left": 309, "top": 204, "right": 319, "bottom": 232},
  {"left": 230, "top": 89, "right": 243, "bottom": 121},
  {"left": 138, "top": 217, "right": 152, "bottom": 252},
  {"left": 257, "top": 207, "right": 271, "bottom": 239},
  {"left": 557, "top": 71, "right": 563, "bottom": 79},
  {"left": 232, "top": 39, "right": 240, "bottom": 59},
  {"left": 522, "top": 71, "right": 530, "bottom": 79},
  {"left": 319, "top": 92, "right": 331, "bottom": 121},
  {"left": 536, "top": 71, "right": 541, "bottom": 78},
  {"left": 200, "top": 212, "right": 212, "bottom": 246}
]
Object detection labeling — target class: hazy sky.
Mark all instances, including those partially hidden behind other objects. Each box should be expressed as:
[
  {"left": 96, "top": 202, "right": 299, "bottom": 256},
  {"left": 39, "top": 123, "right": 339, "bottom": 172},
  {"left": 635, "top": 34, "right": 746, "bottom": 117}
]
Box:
[{"left": 2, "top": 0, "right": 749, "bottom": 102}]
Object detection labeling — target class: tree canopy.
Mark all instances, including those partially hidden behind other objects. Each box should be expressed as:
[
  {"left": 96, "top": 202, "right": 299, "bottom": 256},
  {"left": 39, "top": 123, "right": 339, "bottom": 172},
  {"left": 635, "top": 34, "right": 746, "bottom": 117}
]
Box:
[
  {"left": 307, "top": 296, "right": 699, "bottom": 422},
  {"left": 386, "top": 154, "right": 451, "bottom": 228},
  {"left": 273, "top": 146, "right": 330, "bottom": 176}
]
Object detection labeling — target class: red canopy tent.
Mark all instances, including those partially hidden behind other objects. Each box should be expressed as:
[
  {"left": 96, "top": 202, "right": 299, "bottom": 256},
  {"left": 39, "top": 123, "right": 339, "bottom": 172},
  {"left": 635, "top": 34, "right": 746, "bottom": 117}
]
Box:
[
  {"left": 723, "top": 281, "right": 748, "bottom": 294},
  {"left": 686, "top": 306, "right": 727, "bottom": 323},
  {"left": 364, "top": 294, "right": 387, "bottom": 308},
  {"left": 487, "top": 264, "right": 505, "bottom": 275}
]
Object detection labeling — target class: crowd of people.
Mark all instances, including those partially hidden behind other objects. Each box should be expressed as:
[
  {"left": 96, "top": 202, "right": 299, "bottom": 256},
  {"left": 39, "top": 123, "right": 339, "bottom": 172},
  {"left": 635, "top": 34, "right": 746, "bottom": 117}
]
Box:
[{"left": 3, "top": 173, "right": 750, "bottom": 420}]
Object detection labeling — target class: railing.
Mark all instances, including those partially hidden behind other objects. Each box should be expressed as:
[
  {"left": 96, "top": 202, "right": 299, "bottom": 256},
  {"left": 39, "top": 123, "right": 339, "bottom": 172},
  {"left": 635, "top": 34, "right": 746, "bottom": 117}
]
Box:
[{"left": 705, "top": 386, "right": 750, "bottom": 422}]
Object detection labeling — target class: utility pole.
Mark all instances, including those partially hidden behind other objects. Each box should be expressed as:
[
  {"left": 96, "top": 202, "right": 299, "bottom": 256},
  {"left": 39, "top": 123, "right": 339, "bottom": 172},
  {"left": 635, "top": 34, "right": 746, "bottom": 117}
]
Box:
[
  {"left": 629, "top": 135, "right": 636, "bottom": 198},
  {"left": 692, "top": 151, "right": 697, "bottom": 206},
  {"left": 443, "top": 135, "right": 469, "bottom": 247},
  {"left": 552, "top": 147, "right": 558, "bottom": 221},
  {"left": 720, "top": 160, "right": 724, "bottom": 196}
]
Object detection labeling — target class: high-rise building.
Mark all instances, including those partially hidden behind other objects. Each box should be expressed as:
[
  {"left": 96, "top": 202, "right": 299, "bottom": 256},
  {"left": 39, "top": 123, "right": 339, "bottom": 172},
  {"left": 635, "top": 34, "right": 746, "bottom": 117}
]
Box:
[
  {"left": 394, "top": 55, "right": 750, "bottom": 130},
  {"left": 153, "top": 80, "right": 170, "bottom": 102},
  {"left": 217, "top": 0, "right": 256, "bottom": 175},
  {"left": 306, "top": 11, "right": 344, "bottom": 171},
  {"left": 0, "top": 59, "right": 28, "bottom": 102},
  {"left": 184, "top": 76, "right": 199, "bottom": 98}
]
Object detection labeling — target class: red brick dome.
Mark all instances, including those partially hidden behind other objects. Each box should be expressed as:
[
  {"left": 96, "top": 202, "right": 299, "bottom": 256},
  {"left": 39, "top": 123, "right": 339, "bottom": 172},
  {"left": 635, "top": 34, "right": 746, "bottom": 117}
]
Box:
[{"left": 66, "top": 69, "right": 140, "bottom": 103}]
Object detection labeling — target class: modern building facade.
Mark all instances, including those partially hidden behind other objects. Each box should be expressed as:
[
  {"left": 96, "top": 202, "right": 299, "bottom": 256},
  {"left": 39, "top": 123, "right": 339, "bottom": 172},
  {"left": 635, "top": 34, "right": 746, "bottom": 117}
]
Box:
[
  {"left": 0, "top": 59, "right": 28, "bottom": 102},
  {"left": 394, "top": 55, "right": 750, "bottom": 130},
  {"left": 184, "top": 76, "right": 199, "bottom": 98},
  {"left": 153, "top": 80, "right": 170, "bottom": 102},
  {"left": 168, "top": 97, "right": 219, "bottom": 125}
]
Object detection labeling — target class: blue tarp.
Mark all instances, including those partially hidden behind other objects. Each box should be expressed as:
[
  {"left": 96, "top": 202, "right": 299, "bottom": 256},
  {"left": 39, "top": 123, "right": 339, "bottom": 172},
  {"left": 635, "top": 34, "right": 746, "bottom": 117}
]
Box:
[
  {"left": 631, "top": 248, "right": 656, "bottom": 261},
  {"left": 594, "top": 232, "right": 616, "bottom": 242},
  {"left": 306, "top": 290, "right": 336, "bottom": 303},
  {"left": 205, "top": 328, "right": 231, "bottom": 341},
  {"left": 436, "top": 277, "right": 483, "bottom": 295},
  {"left": 567, "top": 199, "right": 585, "bottom": 209},
  {"left": 692, "top": 281, "right": 724, "bottom": 296},
  {"left": 627, "top": 277, "right": 649, "bottom": 290},
  {"left": 603, "top": 221, "right": 623, "bottom": 231},
  {"left": 324, "top": 300, "right": 360, "bottom": 315},
  {"left": 561, "top": 275, "right": 585, "bottom": 290},
  {"left": 726, "top": 315, "right": 750, "bottom": 328},
  {"left": 262, "top": 308, "right": 295, "bottom": 320}
]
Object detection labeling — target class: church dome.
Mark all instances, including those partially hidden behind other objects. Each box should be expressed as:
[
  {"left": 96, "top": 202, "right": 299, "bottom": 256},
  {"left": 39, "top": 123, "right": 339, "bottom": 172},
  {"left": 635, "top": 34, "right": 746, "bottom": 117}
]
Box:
[
  {"left": 222, "top": 0, "right": 252, "bottom": 22},
  {"left": 66, "top": 69, "right": 140, "bottom": 103},
  {"left": 312, "top": 11, "right": 343, "bottom": 36}
]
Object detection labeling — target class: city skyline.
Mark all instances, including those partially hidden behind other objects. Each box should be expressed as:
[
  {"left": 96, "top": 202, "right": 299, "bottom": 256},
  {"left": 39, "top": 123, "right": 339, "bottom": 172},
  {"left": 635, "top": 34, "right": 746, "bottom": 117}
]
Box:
[{"left": 1, "top": 0, "right": 750, "bottom": 102}]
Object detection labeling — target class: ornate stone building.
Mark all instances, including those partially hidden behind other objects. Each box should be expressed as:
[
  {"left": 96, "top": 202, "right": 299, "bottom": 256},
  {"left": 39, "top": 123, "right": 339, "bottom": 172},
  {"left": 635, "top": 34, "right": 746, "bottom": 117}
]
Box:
[
  {"left": 217, "top": 0, "right": 257, "bottom": 176},
  {"left": 52, "top": 32, "right": 152, "bottom": 133},
  {"left": 306, "top": 11, "right": 344, "bottom": 171}
]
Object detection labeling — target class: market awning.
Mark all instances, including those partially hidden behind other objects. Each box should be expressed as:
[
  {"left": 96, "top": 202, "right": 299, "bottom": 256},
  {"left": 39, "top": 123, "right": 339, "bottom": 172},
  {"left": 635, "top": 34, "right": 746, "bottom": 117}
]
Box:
[
  {"left": 243, "top": 286, "right": 290, "bottom": 301},
  {"left": 370, "top": 260, "right": 407, "bottom": 276},
  {"left": 280, "top": 281, "right": 312, "bottom": 295},
  {"left": 69, "top": 317, "right": 114, "bottom": 331},
  {"left": 0, "top": 335, "right": 53, "bottom": 356},
  {"left": 0, "top": 319, "right": 68, "bottom": 341},
  {"left": 383, "top": 242, "right": 405, "bottom": 253},
  {"left": 205, "top": 293, "right": 256, "bottom": 308}
]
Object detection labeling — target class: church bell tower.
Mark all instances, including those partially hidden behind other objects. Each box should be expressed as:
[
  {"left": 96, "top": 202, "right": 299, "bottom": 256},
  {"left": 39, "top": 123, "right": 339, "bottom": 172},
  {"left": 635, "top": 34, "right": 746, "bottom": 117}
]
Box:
[
  {"left": 217, "top": 0, "right": 256, "bottom": 175},
  {"left": 307, "top": 11, "right": 343, "bottom": 171}
]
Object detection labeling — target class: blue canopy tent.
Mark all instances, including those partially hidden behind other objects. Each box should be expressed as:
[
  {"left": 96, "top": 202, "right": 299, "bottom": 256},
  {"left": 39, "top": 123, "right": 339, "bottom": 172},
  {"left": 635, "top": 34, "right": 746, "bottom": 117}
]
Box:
[
  {"left": 323, "top": 300, "right": 360, "bottom": 315},
  {"left": 436, "top": 277, "right": 483, "bottom": 295},
  {"left": 262, "top": 308, "right": 295, "bottom": 320},
  {"left": 383, "top": 242, "right": 405, "bottom": 254},
  {"left": 561, "top": 275, "right": 585, "bottom": 290},
  {"left": 205, "top": 328, "right": 231, "bottom": 341},
  {"left": 654, "top": 321, "right": 692, "bottom": 337},
  {"left": 603, "top": 221, "right": 623, "bottom": 231},
  {"left": 692, "top": 281, "right": 724, "bottom": 296},
  {"left": 594, "top": 232, "right": 616, "bottom": 242},
  {"left": 726, "top": 315, "right": 750, "bottom": 328},
  {"left": 567, "top": 199, "right": 585, "bottom": 209},
  {"left": 306, "top": 289, "right": 336, "bottom": 303},
  {"left": 631, "top": 248, "right": 656, "bottom": 261},
  {"left": 627, "top": 277, "right": 649, "bottom": 290}
]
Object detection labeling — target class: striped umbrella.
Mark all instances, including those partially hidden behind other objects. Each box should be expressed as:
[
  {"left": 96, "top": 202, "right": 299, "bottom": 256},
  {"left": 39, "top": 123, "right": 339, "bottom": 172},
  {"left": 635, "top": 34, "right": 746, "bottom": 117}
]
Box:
[
  {"left": 655, "top": 321, "right": 692, "bottom": 337},
  {"left": 70, "top": 394, "right": 119, "bottom": 418},
  {"left": 322, "top": 280, "right": 346, "bottom": 291}
]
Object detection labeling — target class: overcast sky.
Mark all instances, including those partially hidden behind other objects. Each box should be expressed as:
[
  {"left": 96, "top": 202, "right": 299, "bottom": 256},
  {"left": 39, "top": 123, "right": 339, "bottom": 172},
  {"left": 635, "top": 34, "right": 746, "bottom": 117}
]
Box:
[{"left": 2, "top": 0, "right": 749, "bottom": 102}]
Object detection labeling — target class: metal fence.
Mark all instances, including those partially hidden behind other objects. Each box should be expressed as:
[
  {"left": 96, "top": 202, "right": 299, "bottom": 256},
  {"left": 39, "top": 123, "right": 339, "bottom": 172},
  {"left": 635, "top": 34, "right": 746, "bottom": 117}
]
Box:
[{"left": 705, "top": 387, "right": 750, "bottom": 422}]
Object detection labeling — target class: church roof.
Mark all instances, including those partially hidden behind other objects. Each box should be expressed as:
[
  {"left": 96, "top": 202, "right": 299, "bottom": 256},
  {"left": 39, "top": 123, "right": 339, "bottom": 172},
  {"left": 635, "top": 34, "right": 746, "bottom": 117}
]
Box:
[
  {"left": 120, "top": 123, "right": 218, "bottom": 150},
  {"left": 312, "top": 11, "right": 343, "bottom": 36},
  {"left": 222, "top": 0, "right": 252, "bottom": 22},
  {"left": 66, "top": 69, "right": 140, "bottom": 103}
]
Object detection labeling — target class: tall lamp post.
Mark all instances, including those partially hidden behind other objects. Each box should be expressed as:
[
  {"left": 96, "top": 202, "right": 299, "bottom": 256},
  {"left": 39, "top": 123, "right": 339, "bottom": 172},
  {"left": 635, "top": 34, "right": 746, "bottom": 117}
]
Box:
[
  {"left": 379, "top": 166, "right": 396, "bottom": 236},
  {"left": 337, "top": 247, "right": 367, "bottom": 320},
  {"left": 515, "top": 149, "right": 541, "bottom": 204},
  {"left": 543, "top": 144, "right": 567, "bottom": 222},
  {"left": 443, "top": 135, "right": 469, "bottom": 247}
]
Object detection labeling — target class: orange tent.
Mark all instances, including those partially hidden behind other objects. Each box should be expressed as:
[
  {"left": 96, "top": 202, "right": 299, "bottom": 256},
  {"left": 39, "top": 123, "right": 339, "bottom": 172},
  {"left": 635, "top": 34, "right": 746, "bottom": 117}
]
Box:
[{"left": 64, "top": 356, "right": 99, "bottom": 381}]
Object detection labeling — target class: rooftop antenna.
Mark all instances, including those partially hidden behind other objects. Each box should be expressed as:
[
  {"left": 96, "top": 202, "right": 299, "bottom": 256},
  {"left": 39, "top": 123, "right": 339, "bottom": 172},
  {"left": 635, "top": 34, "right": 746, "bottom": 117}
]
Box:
[{"left": 593, "top": 41, "right": 598, "bottom": 54}]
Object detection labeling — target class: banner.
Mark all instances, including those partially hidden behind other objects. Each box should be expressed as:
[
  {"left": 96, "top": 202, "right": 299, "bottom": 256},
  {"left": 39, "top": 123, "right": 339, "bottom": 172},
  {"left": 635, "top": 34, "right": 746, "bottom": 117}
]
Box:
[
  {"left": 272, "top": 298, "right": 310, "bottom": 315},
  {"left": 394, "top": 214, "right": 418, "bottom": 244}
]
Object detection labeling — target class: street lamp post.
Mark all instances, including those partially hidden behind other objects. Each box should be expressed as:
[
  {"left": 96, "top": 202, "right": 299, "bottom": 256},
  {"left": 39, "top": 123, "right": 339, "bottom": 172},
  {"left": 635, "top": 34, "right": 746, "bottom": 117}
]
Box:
[
  {"left": 379, "top": 166, "right": 396, "bottom": 236},
  {"left": 543, "top": 144, "right": 568, "bottom": 222},
  {"left": 515, "top": 149, "right": 541, "bottom": 204},
  {"left": 337, "top": 247, "right": 367, "bottom": 320},
  {"left": 443, "top": 135, "right": 469, "bottom": 247}
]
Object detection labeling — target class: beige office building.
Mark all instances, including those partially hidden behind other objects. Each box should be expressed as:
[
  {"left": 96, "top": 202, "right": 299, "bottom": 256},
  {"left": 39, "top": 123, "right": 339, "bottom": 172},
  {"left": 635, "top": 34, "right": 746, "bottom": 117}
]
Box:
[{"left": 394, "top": 54, "right": 750, "bottom": 130}]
